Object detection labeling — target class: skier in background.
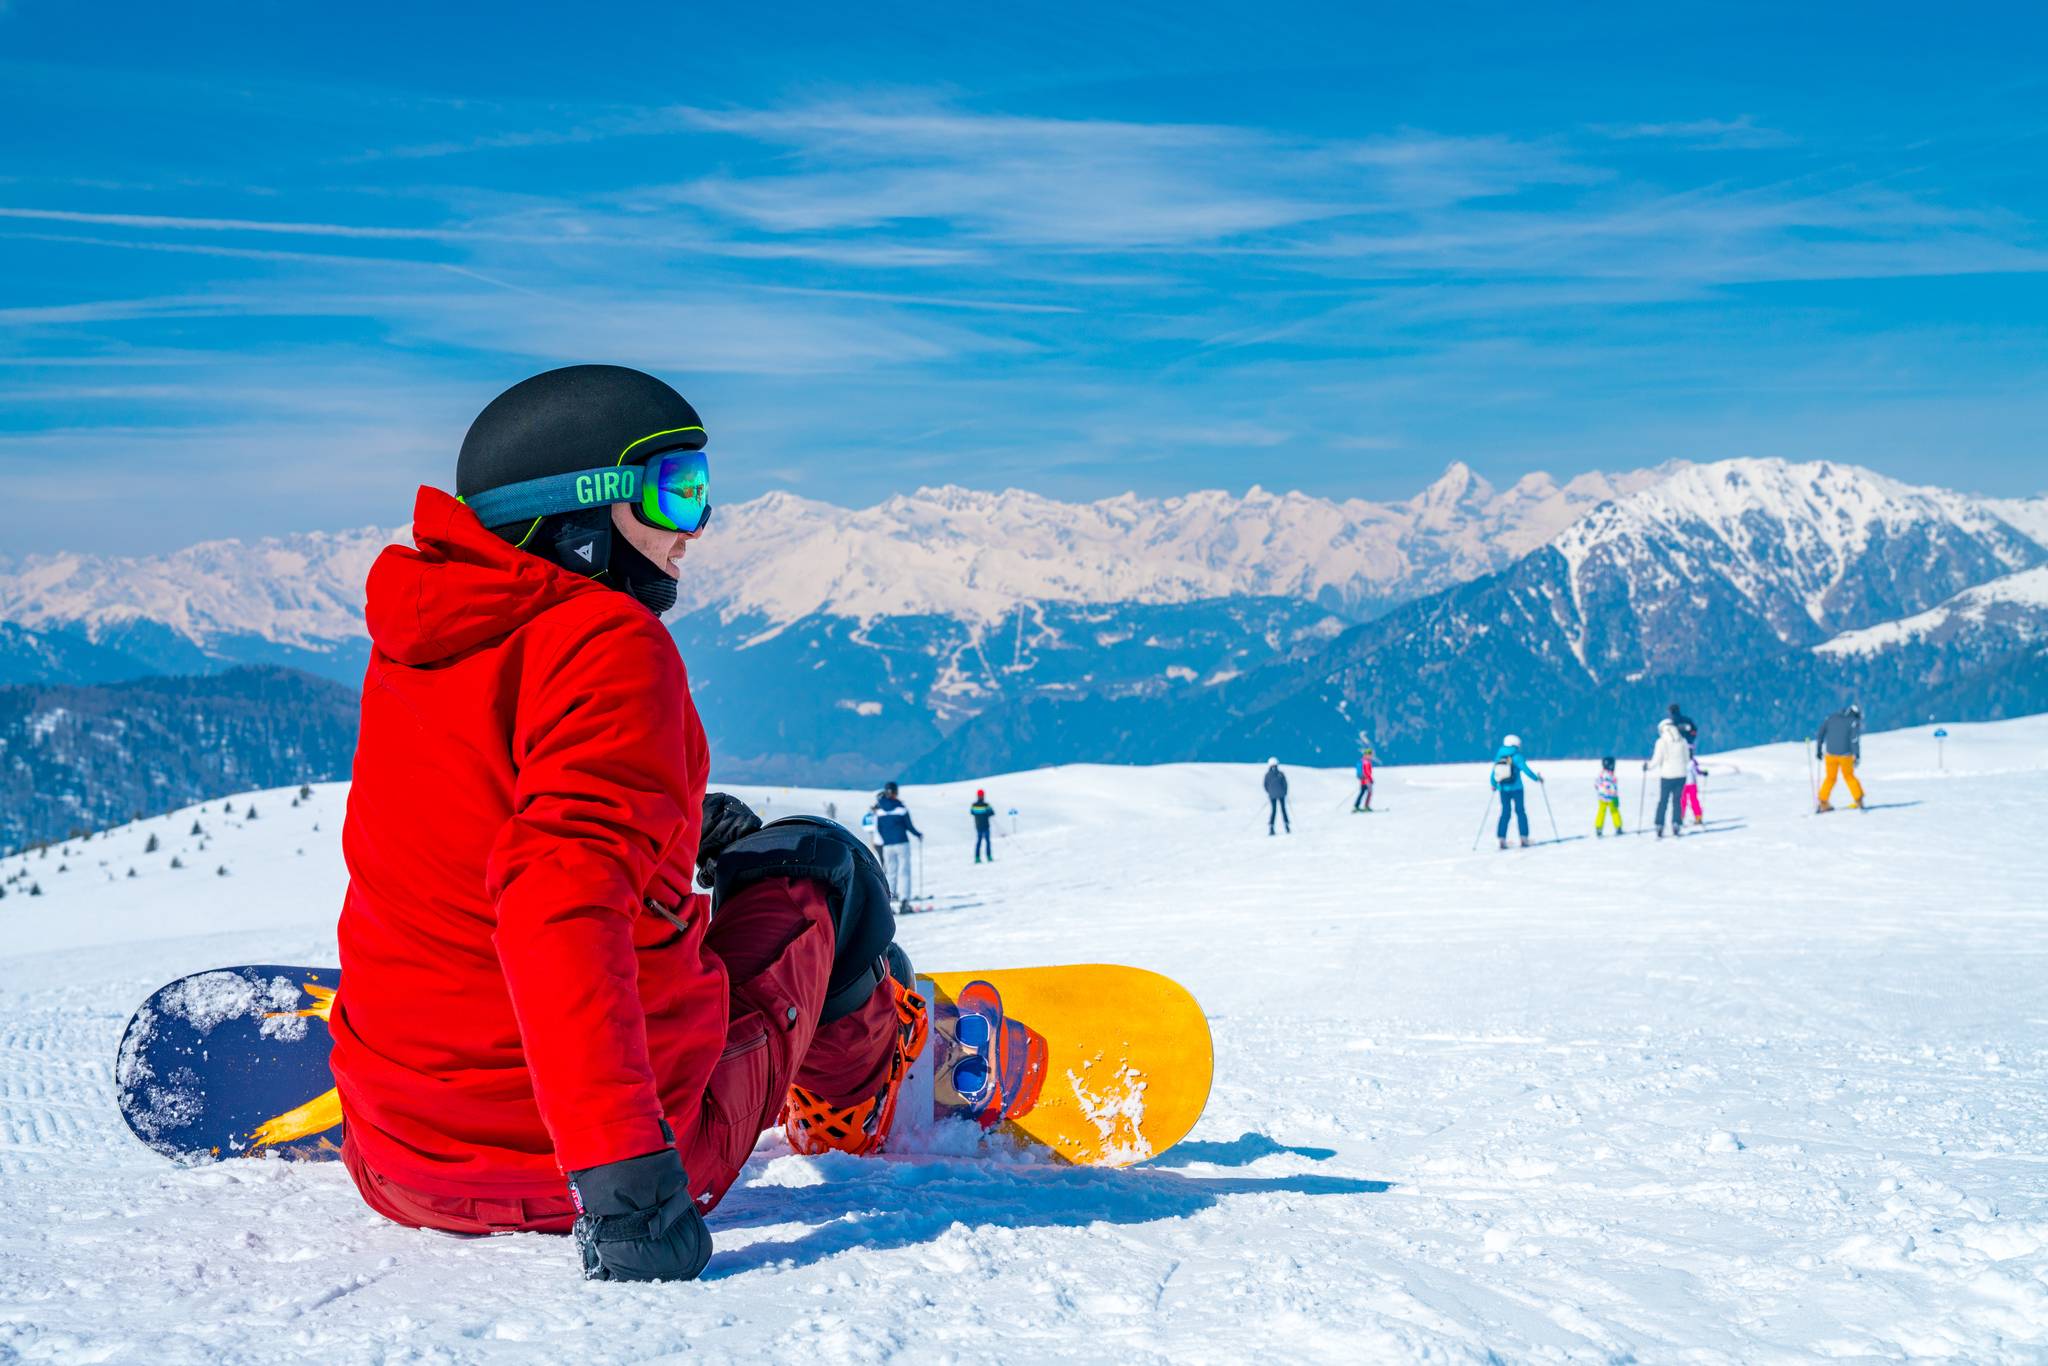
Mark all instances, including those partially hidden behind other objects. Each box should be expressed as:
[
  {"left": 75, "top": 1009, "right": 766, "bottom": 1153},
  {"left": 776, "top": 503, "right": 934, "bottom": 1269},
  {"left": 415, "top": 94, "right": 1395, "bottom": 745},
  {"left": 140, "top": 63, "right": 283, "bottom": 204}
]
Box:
[
  {"left": 1264, "top": 759, "right": 1291, "bottom": 835},
  {"left": 1644, "top": 716, "right": 1690, "bottom": 838},
  {"left": 1814, "top": 704, "right": 1865, "bottom": 812},
  {"left": 1594, "top": 756, "right": 1624, "bottom": 838},
  {"left": 970, "top": 789, "right": 996, "bottom": 863},
  {"left": 860, "top": 804, "right": 881, "bottom": 861},
  {"left": 1352, "top": 744, "right": 1376, "bottom": 813},
  {"left": 1490, "top": 735, "right": 1543, "bottom": 848},
  {"left": 875, "top": 781, "right": 923, "bottom": 907},
  {"left": 1668, "top": 702, "right": 1699, "bottom": 750},
  {"left": 1682, "top": 750, "right": 1708, "bottom": 825}
]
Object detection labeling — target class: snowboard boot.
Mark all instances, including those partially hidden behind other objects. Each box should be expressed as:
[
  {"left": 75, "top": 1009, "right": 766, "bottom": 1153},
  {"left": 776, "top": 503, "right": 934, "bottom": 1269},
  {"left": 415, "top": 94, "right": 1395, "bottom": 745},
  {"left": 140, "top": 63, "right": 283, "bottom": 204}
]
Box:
[
  {"left": 781, "top": 945, "right": 928, "bottom": 1158},
  {"left": 1497, "top": 837, "right": 1508, "bottom": 850},
  {"left": 1520, "top": 837, "right": 1530, "bottom": 848}
]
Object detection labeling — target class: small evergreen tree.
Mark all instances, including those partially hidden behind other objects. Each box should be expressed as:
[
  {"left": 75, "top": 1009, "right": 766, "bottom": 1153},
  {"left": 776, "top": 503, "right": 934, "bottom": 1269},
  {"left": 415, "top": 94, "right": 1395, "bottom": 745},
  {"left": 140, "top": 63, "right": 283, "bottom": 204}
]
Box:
[
  {"left": 246, "top": 805, "right": 259, "bottom": 821},
  {"left": 299, "top": 784, "right": 313, "bottom": 801},
  {"left": 127, "top": 868, "right": 137, "bottom": 879},
  {"left": 145, "top": 833, "right": 160, "bottom": 854},
  {"left": 191, "top": 821, "right": 204, "bottom": 836},
  {"left": 217, "top": 865, "right": 229, "bottom": 877},
  {"left": 29, "top": 883, "right": 42, "bottom": 896}
]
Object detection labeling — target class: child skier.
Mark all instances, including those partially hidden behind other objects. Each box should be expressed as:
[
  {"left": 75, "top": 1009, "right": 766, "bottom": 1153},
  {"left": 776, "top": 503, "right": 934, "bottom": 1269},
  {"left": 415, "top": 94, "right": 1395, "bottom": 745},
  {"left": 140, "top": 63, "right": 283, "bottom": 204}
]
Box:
[
  {"left": 1594, "top": 756, "right": 1623, "bottom": 837},
  {"left": 1352, "top": 745, "right": 1376, "bottom": 812},
  {"left": 1682, "top": 751, "right": 1708, "bottom": 825},
  {"left": 970, "top": 789, "right": 996, "bottom": 863},
  {"left": 328, "top": 366, "right": 927, "bottom": 1284},
  {"left": 1490, "top": 735, "right": 1544, "bottom": 848}
]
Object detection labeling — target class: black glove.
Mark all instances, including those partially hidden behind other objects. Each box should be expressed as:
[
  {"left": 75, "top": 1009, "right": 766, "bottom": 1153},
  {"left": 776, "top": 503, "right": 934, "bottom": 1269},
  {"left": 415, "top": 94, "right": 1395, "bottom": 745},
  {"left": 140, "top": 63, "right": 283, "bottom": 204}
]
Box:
[
  {"left": 568, "top": 1148, "right": 711, "bottom": 1283},
  {"left": 696, "top": 792, "right": 762, "bottom": 886}
]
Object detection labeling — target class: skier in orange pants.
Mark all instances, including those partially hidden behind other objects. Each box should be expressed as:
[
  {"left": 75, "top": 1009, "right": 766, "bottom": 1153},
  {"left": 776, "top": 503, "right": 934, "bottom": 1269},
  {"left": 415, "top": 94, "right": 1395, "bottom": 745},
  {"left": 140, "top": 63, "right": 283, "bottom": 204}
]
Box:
[{"left": 1814, "top": 704, "right": 1865, "bottom": 811}]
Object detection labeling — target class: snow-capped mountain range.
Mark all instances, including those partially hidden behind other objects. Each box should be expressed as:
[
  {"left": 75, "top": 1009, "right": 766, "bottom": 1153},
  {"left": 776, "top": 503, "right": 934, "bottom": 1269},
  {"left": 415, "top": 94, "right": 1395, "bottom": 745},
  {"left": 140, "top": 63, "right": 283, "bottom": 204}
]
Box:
[
  {"left": 0, "top": 460, "right": 1654, "bottom": 655},
  {"left": 1, "top": 456, "right": 2043, "bottom": 792}
]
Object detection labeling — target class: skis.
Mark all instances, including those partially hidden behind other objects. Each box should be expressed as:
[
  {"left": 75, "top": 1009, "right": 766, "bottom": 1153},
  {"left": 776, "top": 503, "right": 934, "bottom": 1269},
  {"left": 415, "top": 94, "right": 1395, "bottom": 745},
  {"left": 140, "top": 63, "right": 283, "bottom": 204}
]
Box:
[
  {"left": 1813, "top": 800, "right": 1923, "bottom": 816},
  {"left": 899, "top": 893, "right": 987, "bottom": 916}
]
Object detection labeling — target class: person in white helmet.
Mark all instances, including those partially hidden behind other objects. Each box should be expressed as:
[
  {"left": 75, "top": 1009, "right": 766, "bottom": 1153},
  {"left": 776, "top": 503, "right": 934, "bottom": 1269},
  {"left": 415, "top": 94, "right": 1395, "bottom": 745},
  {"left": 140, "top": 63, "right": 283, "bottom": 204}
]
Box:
[
  {"left": 1488, "top": 734, "right": 1544, "bottom": 849},
  {"left": 1263, "top": 758, "right": 1291, "bottom": 835}
]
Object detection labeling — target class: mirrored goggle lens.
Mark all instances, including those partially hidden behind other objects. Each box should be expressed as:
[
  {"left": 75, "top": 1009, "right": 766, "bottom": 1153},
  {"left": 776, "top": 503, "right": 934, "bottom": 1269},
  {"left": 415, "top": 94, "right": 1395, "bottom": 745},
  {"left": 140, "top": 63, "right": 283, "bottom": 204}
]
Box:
[
  {"left": 640, "top": 449, "right": 711, "bottom": 533},
  {"left": 952, "top": 1054, "right": 991, "bottom": 1100},
  {"left": 956, "top": 1013, "right": 992, "bottom": 1050}
]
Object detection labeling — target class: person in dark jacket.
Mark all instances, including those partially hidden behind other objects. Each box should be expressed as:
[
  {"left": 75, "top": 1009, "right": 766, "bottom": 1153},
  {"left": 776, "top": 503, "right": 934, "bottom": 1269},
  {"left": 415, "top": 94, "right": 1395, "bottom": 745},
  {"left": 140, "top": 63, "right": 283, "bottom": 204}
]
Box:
[
  {"left": 1815, "top": 704, "right": 1865, "bottom": 811},
  {"left": 1667, "top": 702, "right": 1699, "bottom": 750},
  {"left": 874, "top": 781, "right": 923, "bottom": 904},
  {"left": 969, "top": 789, "right": 996, "bottom": 863},
  {"left": 1264, "top": 758, "right": 1291, "bottom": 835},
  {"left": 330, "top": 366, "right": 928, "bottom": 1285}
]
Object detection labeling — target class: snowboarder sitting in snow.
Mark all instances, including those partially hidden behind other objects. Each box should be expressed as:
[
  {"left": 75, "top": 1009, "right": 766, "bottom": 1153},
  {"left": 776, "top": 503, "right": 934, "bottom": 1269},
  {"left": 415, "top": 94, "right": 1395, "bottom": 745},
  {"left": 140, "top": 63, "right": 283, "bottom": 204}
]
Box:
[
  {"left": 1490, "top": 735, "right": 1543, "bottom": 848},
  {"left": 1594, "top": 756, "right": 1623, "bottom": 838},
  {"left": 1352, "top": 746, "right": 1376, "bottom": 812},
  {"left": 875, "top": 781, "right": 922, "bottom": 907},
  {"left": 1644, "top": 716, "right": 1690, "bottom": 838},
  {"left": 1264, "top": 758, "right": 1291, "bottom": 834},
  {"left": 329, "top": 366, "right": 928, "bottom": 1283},
  {"left": 970, "top": 790, "right": 996, "bottom": 863},
  {"left": 1814, "top": 703, "right": 1865, "bottom": 812}
]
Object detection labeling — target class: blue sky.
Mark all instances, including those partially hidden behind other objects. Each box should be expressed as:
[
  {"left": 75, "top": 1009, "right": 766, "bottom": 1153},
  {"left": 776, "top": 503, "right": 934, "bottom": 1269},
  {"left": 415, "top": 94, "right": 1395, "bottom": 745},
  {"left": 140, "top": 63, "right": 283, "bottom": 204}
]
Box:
[{"left": 2, "top": 1, "right": 2045, "bottom": 554}]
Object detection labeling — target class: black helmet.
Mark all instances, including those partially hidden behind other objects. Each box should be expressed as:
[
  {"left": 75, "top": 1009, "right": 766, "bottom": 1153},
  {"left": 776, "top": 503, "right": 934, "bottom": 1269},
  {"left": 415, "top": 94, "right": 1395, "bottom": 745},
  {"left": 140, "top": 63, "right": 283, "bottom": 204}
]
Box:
[
  {"left": 458, "top": 365, "right": 704, "bottom": 512},
  {"left": 456, "top": 365, "right": 705, "bottom": 612}
]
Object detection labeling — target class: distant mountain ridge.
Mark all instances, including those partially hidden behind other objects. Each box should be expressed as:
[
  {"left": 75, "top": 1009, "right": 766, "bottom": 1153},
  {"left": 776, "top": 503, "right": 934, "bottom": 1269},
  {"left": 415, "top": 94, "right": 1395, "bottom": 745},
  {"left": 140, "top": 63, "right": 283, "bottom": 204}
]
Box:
[
  {"left": 914, "top": 459, "right": 2048, "bottom": 774},
  {"left": 1, "top": 457, "right": 2042, "bottom": 786}
]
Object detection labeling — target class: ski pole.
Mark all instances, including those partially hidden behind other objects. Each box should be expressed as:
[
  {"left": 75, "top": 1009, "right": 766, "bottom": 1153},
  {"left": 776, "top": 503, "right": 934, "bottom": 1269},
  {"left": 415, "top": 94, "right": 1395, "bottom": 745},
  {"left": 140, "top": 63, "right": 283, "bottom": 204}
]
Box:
[
  {"left": 1805, "top": 739, "right": 1818, "bottom": 810},
  {"left": 1470, "top": 788, "right": 1495, "bottom": 851},
  {"left": 916, "top": 837, "right": 925, "bottom": 901},
  {"left": 1635, "top": 763, "right": 1648, "bottom": 836},
  {"left": 1539, "top": 780, "right": 1559, "bottom": 843}
]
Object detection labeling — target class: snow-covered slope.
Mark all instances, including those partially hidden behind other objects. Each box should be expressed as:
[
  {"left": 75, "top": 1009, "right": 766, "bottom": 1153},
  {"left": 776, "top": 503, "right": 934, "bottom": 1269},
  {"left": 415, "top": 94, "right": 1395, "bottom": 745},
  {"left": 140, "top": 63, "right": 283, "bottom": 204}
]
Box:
[
  {"left": 4, "top": 718, "right": 2047, "bottom": 1359},
  {"left": 1818, "top": 564, "right": 2048, "bottom": 656}
]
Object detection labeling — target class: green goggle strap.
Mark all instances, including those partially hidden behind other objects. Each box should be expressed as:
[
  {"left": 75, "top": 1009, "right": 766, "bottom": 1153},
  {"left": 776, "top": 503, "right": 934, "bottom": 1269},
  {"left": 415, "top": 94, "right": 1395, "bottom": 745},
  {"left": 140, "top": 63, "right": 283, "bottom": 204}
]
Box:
[{"left": 459, "top": 465, "right": 648, "bottom": 528}]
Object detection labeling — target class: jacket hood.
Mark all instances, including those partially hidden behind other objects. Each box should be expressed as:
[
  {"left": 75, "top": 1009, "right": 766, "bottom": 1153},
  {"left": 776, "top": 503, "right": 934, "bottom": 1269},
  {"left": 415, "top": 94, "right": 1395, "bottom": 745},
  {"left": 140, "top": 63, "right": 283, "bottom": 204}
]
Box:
[
  {"left": 1658, "top": 718, "right": 1680, "bottom": 739},
  {"left": 365, "top": 486, "right": 626, "bottom": 668},
  {"left": 876, "top": 795, "right": 906, "bottom": 812}
]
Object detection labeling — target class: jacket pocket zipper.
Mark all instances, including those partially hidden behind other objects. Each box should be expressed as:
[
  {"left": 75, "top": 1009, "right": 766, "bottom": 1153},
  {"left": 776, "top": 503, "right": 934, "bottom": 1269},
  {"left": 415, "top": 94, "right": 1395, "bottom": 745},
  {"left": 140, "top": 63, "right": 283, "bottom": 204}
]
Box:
[{"left": 720, "top": 1030, "right": 768, "bottom": 1063}]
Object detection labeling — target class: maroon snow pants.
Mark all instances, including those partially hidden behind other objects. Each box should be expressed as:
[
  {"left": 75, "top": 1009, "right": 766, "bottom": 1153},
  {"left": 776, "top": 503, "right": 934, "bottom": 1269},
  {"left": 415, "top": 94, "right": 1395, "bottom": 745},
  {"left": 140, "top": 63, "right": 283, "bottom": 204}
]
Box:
[{"left": 343, "top": 876, "right": 898, "bottom": 1235}]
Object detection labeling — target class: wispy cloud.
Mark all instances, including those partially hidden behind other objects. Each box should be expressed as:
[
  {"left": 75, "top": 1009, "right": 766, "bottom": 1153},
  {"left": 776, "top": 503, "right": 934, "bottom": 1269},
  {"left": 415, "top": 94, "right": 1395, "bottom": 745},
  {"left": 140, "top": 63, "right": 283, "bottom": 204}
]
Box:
[{"left": 1592, "top": 115, "right": 1793, "bottom": 150}]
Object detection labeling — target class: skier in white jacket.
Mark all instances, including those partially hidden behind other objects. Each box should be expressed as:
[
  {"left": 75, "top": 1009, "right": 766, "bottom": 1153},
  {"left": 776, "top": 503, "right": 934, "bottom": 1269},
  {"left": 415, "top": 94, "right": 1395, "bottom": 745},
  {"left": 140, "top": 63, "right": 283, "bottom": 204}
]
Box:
[{"left": 1642, "top": 718, "right": 1690, "bottom": 839}]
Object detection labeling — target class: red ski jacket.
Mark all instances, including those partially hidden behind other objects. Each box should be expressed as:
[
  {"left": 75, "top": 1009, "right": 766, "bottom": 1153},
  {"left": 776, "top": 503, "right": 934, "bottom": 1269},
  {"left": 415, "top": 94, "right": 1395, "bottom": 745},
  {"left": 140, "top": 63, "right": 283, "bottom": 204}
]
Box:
[{"left": 329, "top": 487, "right": 723, "bottom": 1197}]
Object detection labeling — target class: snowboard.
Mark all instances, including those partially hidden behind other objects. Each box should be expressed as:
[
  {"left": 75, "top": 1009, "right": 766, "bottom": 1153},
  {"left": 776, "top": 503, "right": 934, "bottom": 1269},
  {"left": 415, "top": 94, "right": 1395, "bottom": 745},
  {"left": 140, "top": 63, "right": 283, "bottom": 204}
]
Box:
[{"left": 115, "top": 963, "right": 1212, "bottom": 1170}]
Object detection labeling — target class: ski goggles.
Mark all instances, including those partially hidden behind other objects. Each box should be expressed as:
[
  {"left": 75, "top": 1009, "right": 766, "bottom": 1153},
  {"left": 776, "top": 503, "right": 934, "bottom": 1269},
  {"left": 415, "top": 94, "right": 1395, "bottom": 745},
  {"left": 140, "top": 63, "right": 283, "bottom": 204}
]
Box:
[
  {"left": 947, "top": 1011, "right": 995, "bottom": 1104},
  {"left": 460, "top": 442, "right": 713, "bottom": 536}
]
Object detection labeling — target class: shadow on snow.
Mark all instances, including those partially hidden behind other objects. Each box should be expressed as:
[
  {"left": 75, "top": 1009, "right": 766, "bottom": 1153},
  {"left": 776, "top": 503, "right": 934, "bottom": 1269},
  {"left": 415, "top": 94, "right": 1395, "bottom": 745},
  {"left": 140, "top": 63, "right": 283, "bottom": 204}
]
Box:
[{"left": 705, "top": 1132, "right": 1388, "bottom": 1278}]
